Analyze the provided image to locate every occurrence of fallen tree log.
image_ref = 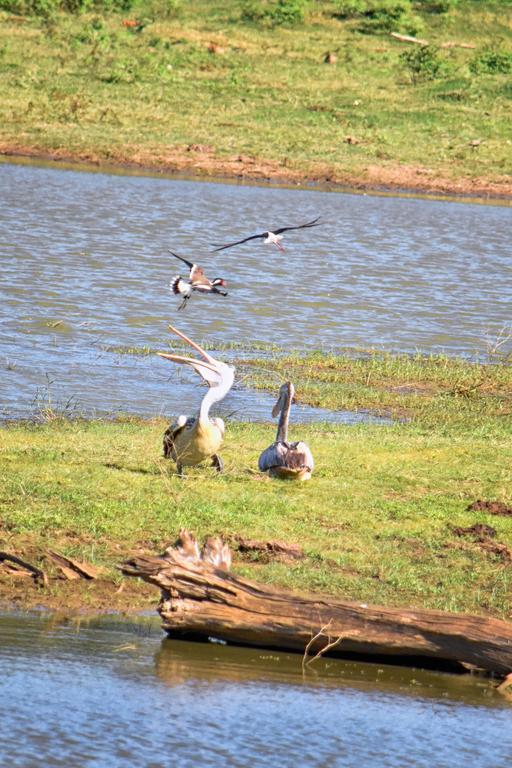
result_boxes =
[120,533,512,676]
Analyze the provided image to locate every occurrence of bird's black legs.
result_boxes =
[178,296,189,311]
[211,454,224,473]
[176,462,184,478]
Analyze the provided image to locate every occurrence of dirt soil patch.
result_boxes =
[2,142,512,200]
[230,536,305,563]
[0,540,159,614]
[450,524,511,562]
[468,500,512,517]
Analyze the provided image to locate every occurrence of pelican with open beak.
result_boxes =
[158,325,235,476]
[258,382,314,481]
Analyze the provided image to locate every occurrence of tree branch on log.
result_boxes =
[0,551,47,587]
[302,620,348,671]
[120,532,512,677]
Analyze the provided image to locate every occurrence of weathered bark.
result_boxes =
[0,551,48,586]
[46,549,101,580]
[121,545,512,675]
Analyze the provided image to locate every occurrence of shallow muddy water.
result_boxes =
[0,612,510,768]
[0,161,510,421]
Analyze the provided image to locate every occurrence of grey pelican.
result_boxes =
[211,217,321,252]
[169,251,227,310]
[258,382,314,481]
[159,325,235,476]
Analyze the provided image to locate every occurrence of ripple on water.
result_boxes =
[0,162,511,421]
[0,613,510,768]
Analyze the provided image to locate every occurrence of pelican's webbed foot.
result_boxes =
[211,454,224,473]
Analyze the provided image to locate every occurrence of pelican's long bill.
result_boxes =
[167,324,216,365]
[157,352,222,387]
[158,325,225,387]
[272,392,283,418]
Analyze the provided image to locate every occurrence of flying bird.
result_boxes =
[159,324,235,476]
[258,381,314,481]
[169,250,228,310]
[211,217,321,253]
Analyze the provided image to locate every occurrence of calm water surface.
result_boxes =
[0,612,510,768]
[0,161,511,420]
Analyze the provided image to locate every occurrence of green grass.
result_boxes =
[1,384,511,617]
[0,1,511,186]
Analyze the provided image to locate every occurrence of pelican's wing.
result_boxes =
[288,441,314,471]
[163,415,194,458]
[258,440,314,472]
[211,417,225,436]
[273,217,321,236]
[258,443,279,472]
[211,232,266,252]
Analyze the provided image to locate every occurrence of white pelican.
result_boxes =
[258,382,314,481]
[169,251,227,310]
[211,217,321,252]
[158,325,235,476]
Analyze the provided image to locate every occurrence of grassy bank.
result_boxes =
[238,348,512,428]
[0,1,511,195]
[1,351,511,617]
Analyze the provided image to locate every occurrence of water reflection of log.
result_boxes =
[153,640,502,705]
[121,534,512,676]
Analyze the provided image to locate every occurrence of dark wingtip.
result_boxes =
[170,276,182,295]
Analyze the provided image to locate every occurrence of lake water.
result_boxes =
[1,161,511,421]
[0,612,510,768]
[1,166,512,763]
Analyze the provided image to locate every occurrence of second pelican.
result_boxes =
[158,325,235,476]
[258,382,314,481]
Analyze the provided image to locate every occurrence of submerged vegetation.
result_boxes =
[0,0,511,192]
[238,348,512,430]
[1,350,510,617]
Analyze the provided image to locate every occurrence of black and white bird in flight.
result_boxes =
[169,251,228,311]
[211,217,322,253]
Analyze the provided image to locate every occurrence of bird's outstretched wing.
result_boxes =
[169,250,194,269]
[211,232,268,252]
[273,217,322,235]
[169,250,207,283]
[211,217,321,252]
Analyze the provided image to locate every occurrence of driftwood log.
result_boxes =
[121,533,512,676]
